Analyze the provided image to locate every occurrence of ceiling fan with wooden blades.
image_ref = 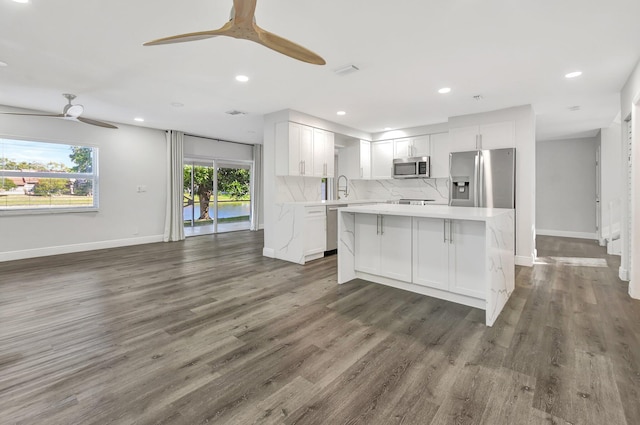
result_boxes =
[143,0,326,65]
[1,94,118,129]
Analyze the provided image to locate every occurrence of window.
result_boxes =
[0,138,98,212]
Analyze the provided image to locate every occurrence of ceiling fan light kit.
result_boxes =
[0,93,118,129]
[143,0,326,66]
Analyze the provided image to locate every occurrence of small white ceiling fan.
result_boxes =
[1,94,118,129]
[144,0,326,65]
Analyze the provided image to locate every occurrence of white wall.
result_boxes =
[600,122,622,245]
[536,137,598,239]
[620,58,640,297]
[0,108,167,261]
[449,105,537,266]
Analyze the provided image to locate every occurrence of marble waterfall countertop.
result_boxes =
[338,203,513,220]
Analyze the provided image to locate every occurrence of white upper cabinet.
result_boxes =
[275,122,335,177]
[338,139,370,180]
[449,126,481,152]
[312,128,335,177]
[449,121,515,152]
[371,140,394,179]
[359,140,371,179]
[393,135,430,159]
[429,132,450,178]
[477,121,515,150]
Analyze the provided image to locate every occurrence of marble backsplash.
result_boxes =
[346,178,450,204]
[276,176,323,202]
[275,176,450,204]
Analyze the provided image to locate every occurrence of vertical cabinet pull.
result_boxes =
[360,167,363,178]
[380,215,384,235]
[443,219,447,243]
[449,220,453,244]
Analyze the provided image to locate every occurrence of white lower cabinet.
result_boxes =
[304,206,326,259]
[354,214,412,282]
[412,217,485,299]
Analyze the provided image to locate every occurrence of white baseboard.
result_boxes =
[0,235,165,262]
[259,224,265,230]
[515,255,533,267]
[262,247,275,258]
[536,229,598,240]
[629,282,640,299]
[619,267,629,281]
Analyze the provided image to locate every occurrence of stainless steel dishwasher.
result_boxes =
[326,204,348,253]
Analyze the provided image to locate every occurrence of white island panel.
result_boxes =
[338,204,515,326]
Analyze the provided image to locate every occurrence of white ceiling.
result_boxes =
[1,0,639,144]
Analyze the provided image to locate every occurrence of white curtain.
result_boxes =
[164,130,185,242]
[250,144,262,231]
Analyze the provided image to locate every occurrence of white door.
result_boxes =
[412,217,449,290]
[478,121,515,150]
[379,215,413,282]
[371,141,393,179]
[354,214,380,274]
[449,126,479,152]
[448,220,486,299]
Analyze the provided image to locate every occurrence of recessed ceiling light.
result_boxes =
[12,0,29,3]
[438,87,451,94]
[565,71,582,79]
[134,117,145,122]
[235,75,249,82]
[171,102,184,108]
[337,111,346,116]
[0,61,7,67]
[384,127,392,131]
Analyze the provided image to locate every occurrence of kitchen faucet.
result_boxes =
[337,175,349,199]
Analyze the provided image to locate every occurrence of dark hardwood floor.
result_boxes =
[1,232,639,424]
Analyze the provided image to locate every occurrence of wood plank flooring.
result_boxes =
[1,232,639,424]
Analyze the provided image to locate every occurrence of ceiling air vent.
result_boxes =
[225,110,247,116]
[333,64,359,76]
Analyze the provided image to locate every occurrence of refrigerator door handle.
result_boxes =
[478,152,484,208]
[474,152,480,207]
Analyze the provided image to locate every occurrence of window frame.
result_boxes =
[0,136,100,215]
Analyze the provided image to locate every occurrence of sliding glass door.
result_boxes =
[183,159,252,236]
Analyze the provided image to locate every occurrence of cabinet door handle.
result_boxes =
[443,219,447,243]
[449,220,453,244]
[360,167,363,178]
[299,161,303,175]
[302,160,306,175]
[376,215,380,235]
[380,215,384,235]
[479,134,483,150]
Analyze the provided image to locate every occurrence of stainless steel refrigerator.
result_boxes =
[449,148,515,208]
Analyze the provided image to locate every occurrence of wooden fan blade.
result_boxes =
[255,26,325,65]
[1,112,64,117]
[232,0,258,25]
[77,117,118,129]
[143,23,233,46]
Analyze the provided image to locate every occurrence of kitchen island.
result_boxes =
[338,204,515,326]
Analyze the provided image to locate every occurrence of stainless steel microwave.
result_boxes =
[392,156,430,179]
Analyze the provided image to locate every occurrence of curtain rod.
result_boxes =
[181,131,258,147]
